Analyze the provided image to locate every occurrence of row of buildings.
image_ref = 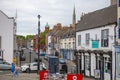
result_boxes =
[42,0,119,80]
[0,0,119,80]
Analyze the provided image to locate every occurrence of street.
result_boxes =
[0,72,95,80]
[0,49,95,80]
[18,49,76,74]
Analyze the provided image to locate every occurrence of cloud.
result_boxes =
[0,0,110,36]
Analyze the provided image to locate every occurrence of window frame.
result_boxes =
[85,55,90,70]
[78,35,81,46]
[101,29,109,47]
[86,33,90,45]
[104,57,111,73]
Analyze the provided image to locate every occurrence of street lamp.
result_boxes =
[1,50,3,61]
[37,14,41,73]
[0,50,4,61]
[19,46,22,66]
[29,46,32,63]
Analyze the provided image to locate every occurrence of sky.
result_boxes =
[0,0,110,36]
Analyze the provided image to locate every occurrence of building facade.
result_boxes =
[76,5,117,80]
[0,10,16,63]
[60,27,75,60]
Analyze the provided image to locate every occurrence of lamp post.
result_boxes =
[2,50,3,61]
[29,46,32,63]
[19,46,22,67]
[37,14,41,73]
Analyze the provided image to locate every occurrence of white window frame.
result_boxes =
[101,29,109,47]
[78,35,81,46]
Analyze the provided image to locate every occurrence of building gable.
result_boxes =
[76,5,117,32]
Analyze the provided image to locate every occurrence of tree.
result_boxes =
[26,35,33,40]
[17,35,25,40]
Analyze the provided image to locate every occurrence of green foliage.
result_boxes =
[17,35,25,40]
[17,35,34,40]
[41,39,45,44]
[26,35,33,40]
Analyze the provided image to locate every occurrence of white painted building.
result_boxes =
[0,10,16,64]
[60,37,75,60]
[76,5,117,80]
[60,28,75,60]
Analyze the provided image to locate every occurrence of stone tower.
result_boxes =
[45,22,49,31]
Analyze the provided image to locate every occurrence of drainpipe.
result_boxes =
[114,23,117,80]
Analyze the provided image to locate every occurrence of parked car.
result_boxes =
[21,62,46,73]
[59,58,66,64]
[0,61,11,70]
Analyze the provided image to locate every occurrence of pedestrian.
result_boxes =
[10,63,15,77]
[40,62,43,71]
[14,64,19,77]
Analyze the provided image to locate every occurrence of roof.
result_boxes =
[45,22,49,28]
[76,5,117,32]
[0,10,14,19]
[64,28,75,38]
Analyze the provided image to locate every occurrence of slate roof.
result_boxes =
[64,28,75,38]
[76,5,117,32]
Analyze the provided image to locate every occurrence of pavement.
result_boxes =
[0,72,95,80]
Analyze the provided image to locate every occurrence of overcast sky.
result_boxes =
[0,0,110,36]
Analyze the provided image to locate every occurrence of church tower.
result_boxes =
[72,5,76,27]
[45,22,49,31]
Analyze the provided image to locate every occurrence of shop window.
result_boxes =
[117,53,120,76]
[85,55,90,70]
[104,57,111,73]
[97,56,100,69]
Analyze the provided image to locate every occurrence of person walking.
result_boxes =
[10,63,15,77]
[14,64,19,77]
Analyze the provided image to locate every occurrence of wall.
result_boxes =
[76,24,115,50]
[0,11,14,63]
[60,37,75,49]
[76,24,116,80]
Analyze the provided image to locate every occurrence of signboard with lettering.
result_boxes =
[92,40,99,48]
[67,74,83,80]
[40,70,49,80]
